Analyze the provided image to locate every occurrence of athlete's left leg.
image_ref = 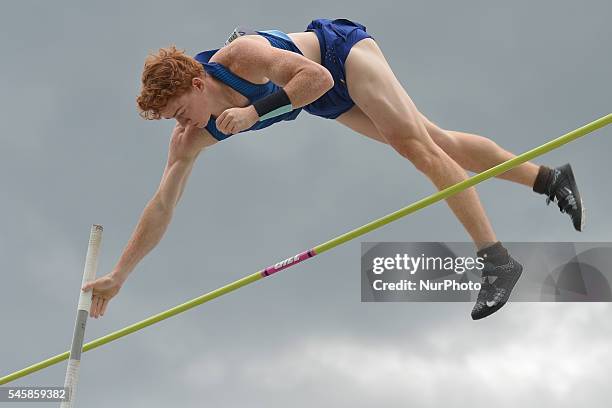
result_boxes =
[342,38,498,250]
[342,37,529,319]
[340,39,583,232]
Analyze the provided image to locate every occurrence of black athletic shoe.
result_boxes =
[471,276,495,320]
[545,163,584,231]
[471,256,523,320]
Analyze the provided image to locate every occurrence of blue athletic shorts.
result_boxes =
[303,18,374,119]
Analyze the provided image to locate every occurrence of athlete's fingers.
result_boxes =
[220,116,234,134]
[93,296,102,318]
[216,111,230,132]
[216,110,227,123]
[100,299,109,316]
[90,296,95,317]
[214,117,224,133]
[94,296,103,319]
[90,297,96,317]
[221,109,235,133]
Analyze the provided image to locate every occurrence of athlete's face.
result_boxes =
[161,76,211,128]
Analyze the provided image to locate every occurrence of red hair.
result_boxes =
[136,45,204,119]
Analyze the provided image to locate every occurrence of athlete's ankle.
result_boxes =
[477,241,509,265]
[532,165,554,194]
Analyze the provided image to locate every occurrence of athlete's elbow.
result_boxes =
[318,66,334,92]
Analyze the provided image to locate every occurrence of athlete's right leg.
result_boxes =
[416,116,584,231]
[336,105,540,188]
[418,115,541,187]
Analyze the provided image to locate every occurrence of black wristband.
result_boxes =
[252,88,293,121]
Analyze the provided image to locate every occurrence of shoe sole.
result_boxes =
[472,261,523,320]
[559,163,585,231]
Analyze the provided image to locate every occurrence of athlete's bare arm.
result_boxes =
[220,37,334,107]
[82,126,216,318]
[111,125,217,283]
[209,37,335,136]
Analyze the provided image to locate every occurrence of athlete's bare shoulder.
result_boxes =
[209,36,272,84]
[210,35,322,88]
[209,35,268,66]
[169,124,218,162]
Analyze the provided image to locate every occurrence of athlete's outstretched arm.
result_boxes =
[82,125,217,318]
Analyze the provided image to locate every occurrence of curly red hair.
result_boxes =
[136,45,204,119]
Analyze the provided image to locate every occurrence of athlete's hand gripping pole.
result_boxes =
[60,224,103,408]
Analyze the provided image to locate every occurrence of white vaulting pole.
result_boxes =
[60,225,103,407]
[0,114,610,387]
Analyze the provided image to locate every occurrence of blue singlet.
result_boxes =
[195,19,374,141]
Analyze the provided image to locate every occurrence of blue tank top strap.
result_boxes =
[194,49,270,102]
[257,29,291,41]
[255,30,303,54]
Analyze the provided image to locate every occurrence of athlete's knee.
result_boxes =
[415,114,462,160]
[378,116,421,142]
[428,126,460,157]
[384,128,441,172]
[401,144,441,173]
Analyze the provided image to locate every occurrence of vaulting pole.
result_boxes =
[1,113,610,386]
[60,225,103,407]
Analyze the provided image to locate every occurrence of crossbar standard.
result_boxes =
[1,113,610,385]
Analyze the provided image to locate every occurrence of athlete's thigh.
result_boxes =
[336,104,458,154]
[335,105,388,144]
[344,38,425,138]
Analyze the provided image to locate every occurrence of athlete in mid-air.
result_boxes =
[82,18,583,320]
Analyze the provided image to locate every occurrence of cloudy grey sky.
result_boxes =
[1,0,611,406]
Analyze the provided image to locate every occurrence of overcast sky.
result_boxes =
[1,1,611,407]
